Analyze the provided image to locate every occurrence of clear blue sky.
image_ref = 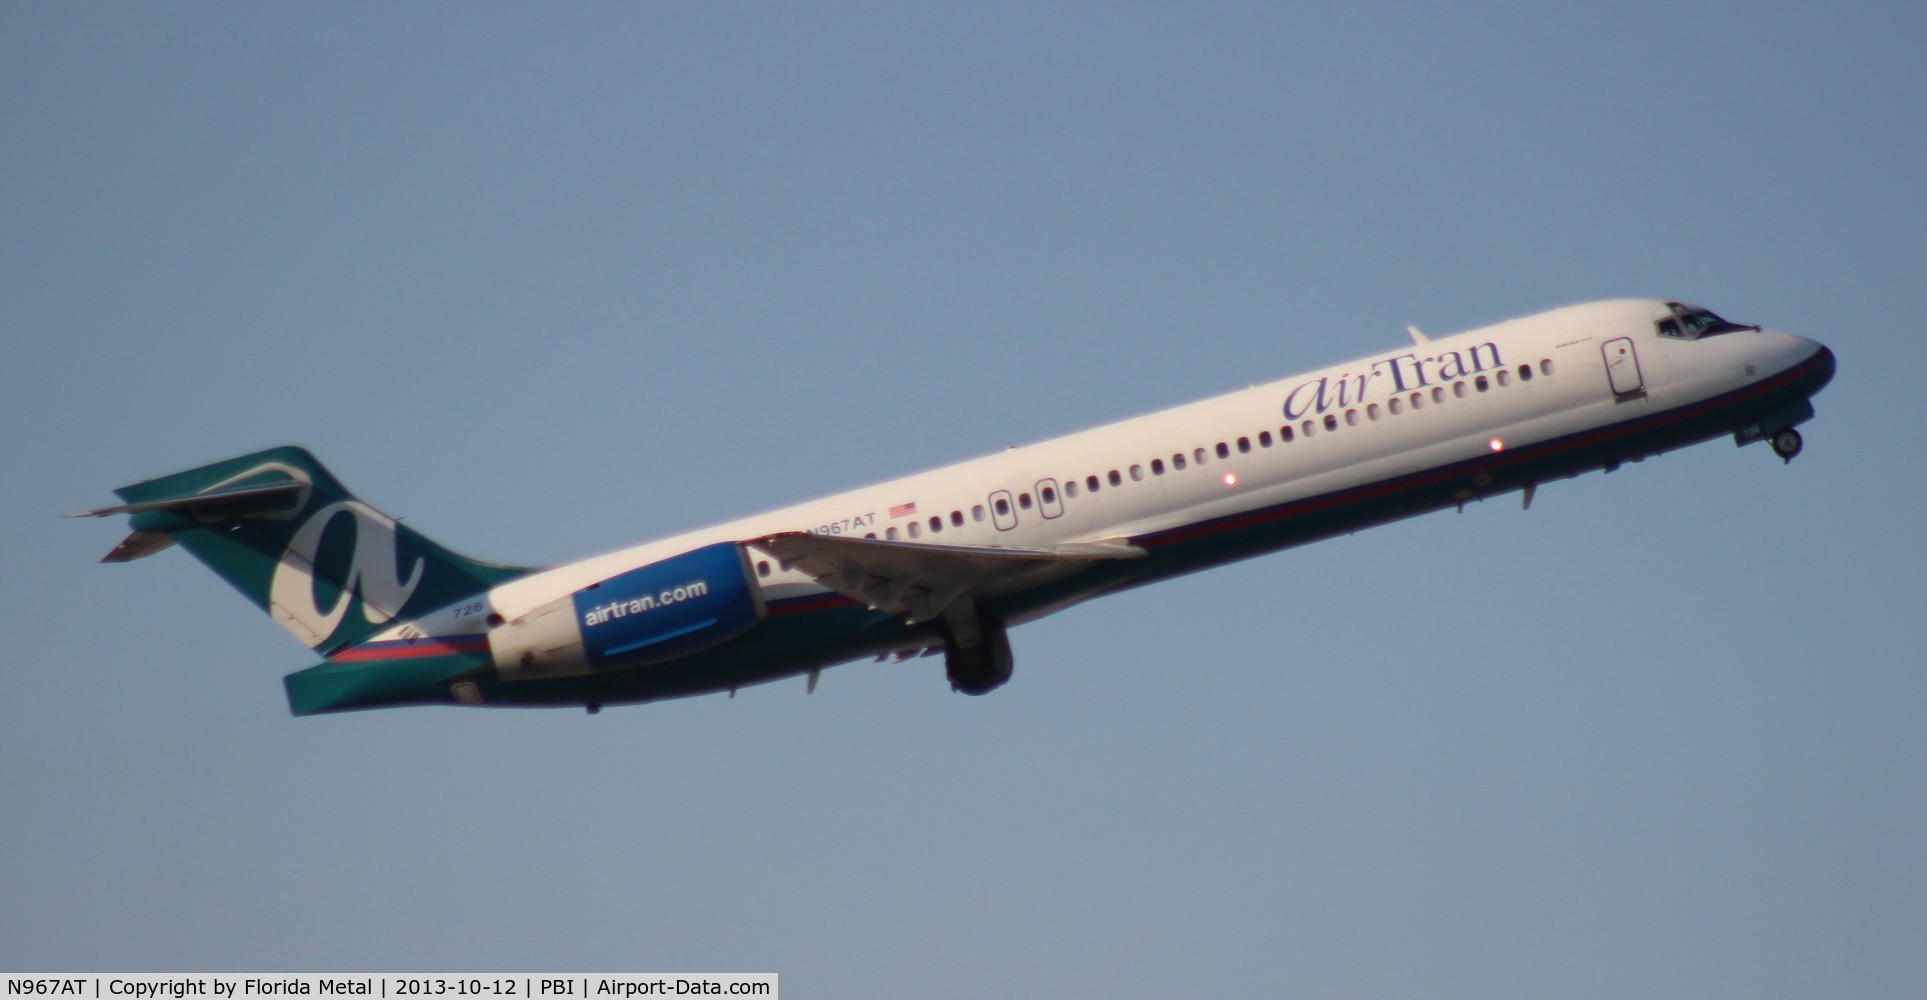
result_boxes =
[4,4,1923,996]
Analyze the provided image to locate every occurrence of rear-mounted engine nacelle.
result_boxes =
[491,542,766,680]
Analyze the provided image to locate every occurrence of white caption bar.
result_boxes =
[3,977,775,1000]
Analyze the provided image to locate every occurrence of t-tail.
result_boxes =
[76,447,534,712]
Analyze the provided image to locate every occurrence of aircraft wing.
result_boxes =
[747,531,1145,624]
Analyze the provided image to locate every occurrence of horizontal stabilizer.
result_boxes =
[81,445,534,656]
[76,477,304,563]
[101,530,177,563]
[69,479,307,519]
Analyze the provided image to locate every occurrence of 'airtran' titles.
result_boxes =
[1283,342,1504,420]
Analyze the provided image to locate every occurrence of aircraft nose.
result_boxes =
[1806,342,1837,392]
[1741,330,1835,399]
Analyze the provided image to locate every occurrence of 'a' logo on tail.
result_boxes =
[269,501,425,648]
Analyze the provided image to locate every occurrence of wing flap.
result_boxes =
[748,531,1144,623]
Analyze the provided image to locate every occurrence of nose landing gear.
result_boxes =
[1736,398,1815,462]
[1770,428,1804,463]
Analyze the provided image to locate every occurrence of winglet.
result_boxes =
[1407,325,1431,345]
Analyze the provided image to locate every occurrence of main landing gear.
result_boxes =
[1770,428,1804,463]
[941,599,1014,696]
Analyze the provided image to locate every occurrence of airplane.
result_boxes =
[76,299,1835,716]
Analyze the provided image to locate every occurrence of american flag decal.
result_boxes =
[889,501,918,519]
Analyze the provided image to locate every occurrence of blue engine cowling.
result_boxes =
[491,542,766,679]
[573,541,765,668]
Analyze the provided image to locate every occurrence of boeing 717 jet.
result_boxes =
[78,299,1835,715]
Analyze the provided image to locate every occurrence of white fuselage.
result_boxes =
[93,297,1831,714]
[387,299,1831,679]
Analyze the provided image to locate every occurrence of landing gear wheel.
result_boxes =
[946,646,1002,696]
[944,615,1013,696]
[1770,428,1804,463]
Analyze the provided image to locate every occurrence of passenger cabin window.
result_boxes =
[1280,425,1295,442]
[1215,442,1230,459]
[1323,414,1338,431]
[1173,453,1187,470]
[1037,480,1065,519]
[1129,464,1143,481]
[1151,458,1165,475]
[1259,430,1273,447]
[1108,470,1122,487]
[1194,448,1208,464]
[1018,492,1032,510]
[1237,437,1251,453]
[951,510,964,527]
[994,497,1010,515]
[972,504,986,522]
[1087,475,1101,492]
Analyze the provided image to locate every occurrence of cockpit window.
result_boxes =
[1661,302,1758,340]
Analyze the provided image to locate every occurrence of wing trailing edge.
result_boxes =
[748,531,1144,624]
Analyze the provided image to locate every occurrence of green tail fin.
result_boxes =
[82,446,533,656]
